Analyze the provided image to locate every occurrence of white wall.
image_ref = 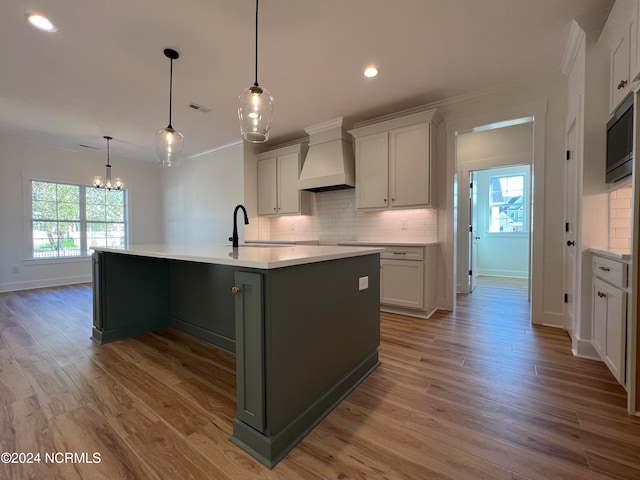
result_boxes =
[161,142,252,244]
[0,133,163,292]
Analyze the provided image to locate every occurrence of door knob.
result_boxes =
[474,236,481,240]
[566,240,575,246]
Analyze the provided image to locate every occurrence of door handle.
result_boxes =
[474,236,480,240]
[566,240,575,246]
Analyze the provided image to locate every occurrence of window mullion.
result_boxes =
[80,185,87,255]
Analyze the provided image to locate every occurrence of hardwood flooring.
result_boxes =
[1,277,639,479]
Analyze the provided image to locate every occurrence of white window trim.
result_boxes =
[26,177,129,261]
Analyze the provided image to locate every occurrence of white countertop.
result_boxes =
[337,241,439,247]
[93,243,383,269]
[588,248,632,263]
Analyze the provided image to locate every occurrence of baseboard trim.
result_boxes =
[0,275,92,293]
[230,350,380,469]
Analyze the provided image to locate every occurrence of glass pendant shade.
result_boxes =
[238,85,274,143]
[156,48,183,166]
[93,176,103,188]
[156,126,184,167]
[238,0,274,143]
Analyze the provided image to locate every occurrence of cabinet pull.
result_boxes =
[617,80,628,90]
[597,291,606,298]
[392,251,407,255]
[598,266,611,272]
[391,198,395,202]
[383,198,387,203]
[231,286,241,295]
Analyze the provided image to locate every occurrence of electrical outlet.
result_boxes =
[359,276,369,290]
[401,218,408,230]
[11,266,20,274]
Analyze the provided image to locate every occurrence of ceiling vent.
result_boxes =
[189,103,211,113]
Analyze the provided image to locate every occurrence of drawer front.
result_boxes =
[592,256,627,288]
[380,246,424,261]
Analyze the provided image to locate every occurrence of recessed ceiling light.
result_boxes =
[26,14,57,32]
[363,66,379,78]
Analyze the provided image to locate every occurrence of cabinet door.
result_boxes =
[380,259,424,309]
[234,271,265,432]
[389,123,430,207]
[610,32,630,112]
[604,284,626,383]
[592,277,626,384]
[257,157,277,216]
[355,132,389,209]
[592,277,608,359]
[277,152,301,214]
[632,1,640,82]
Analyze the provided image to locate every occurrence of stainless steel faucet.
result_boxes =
[229,204,249,248]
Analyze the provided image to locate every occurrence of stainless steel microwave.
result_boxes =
[606,94,634,184]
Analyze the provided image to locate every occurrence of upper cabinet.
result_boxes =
[631,0,640,82]
[601,0,638,113]
[349,109,441,211]
[610,30,630,111]
[256,144,311,216]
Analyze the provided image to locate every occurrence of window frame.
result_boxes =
[487,172,528,234]
[29,179,129,260]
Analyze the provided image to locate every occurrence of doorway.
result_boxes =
[455,118,534,309]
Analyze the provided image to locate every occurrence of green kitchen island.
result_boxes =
[91,243,382,468]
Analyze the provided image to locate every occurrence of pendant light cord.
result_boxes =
[254,0,259,87]
[168,58,174,128]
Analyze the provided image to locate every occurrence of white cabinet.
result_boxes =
[349,109,441,211]
[591,254,628,384]
[610,31,631,112]
[338,242,438,318]
[380,247,425,309]
[600,0,637,113]
[256,144,311,216]
[631,0,640,82]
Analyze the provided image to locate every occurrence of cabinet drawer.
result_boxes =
[380,246,424,260]
[592,256,627,288]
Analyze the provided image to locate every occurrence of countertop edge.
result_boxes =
[588,248,632,263]
[337,241,440,247]
[92,245,384,269]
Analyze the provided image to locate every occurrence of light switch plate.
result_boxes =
[359,276,369,290]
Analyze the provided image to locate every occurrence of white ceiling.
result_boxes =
[0,0,614,163]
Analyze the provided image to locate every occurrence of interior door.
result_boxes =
[469,172,479,292]
[564,119,578,336]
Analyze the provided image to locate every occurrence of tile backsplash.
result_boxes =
[251,189,438,244]
[609,184,632,251]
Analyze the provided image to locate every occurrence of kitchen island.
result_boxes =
[91,243,382,468]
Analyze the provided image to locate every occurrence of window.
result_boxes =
[31,180,127,258]
[488,174,526,233]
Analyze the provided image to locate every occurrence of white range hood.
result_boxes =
[298,118,355,192]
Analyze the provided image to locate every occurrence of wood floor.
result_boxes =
[1,277,639,479]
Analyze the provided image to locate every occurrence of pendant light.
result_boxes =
[238,0,274,143]
[93,136,123,190]
[156,48,184,167]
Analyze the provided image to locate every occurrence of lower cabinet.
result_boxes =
[380,249,425,309]
[591,255,628,385]
[338,242,438,318]
[233,271,265,432]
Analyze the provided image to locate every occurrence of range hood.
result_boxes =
[298,118,355,192]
